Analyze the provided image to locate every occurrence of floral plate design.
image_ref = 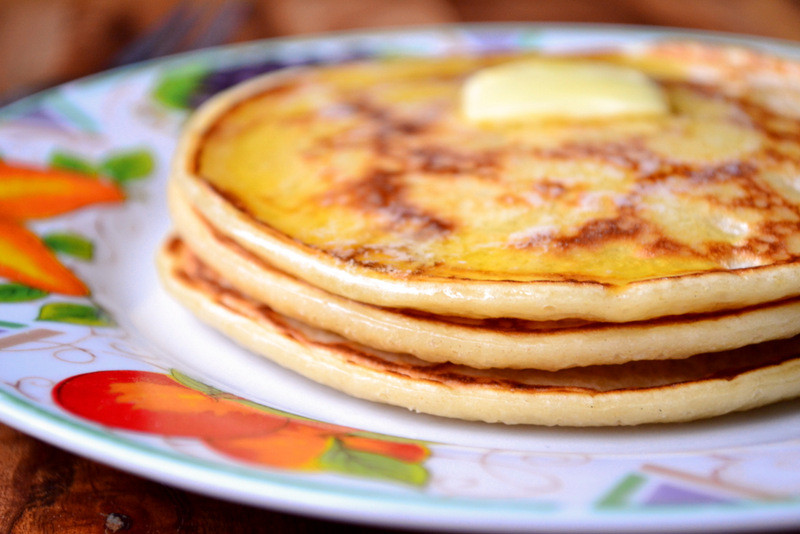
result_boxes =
[1,24,800,533]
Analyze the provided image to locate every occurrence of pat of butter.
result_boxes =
[462,58,669,122]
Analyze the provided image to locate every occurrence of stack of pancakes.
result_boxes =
[158,40,800,426]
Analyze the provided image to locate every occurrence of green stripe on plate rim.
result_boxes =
[2,382,799,528]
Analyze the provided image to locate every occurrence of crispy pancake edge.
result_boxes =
[156,236,800,426]
[170,180,800,370]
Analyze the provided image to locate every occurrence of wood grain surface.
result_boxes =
[2,1,800,532]
[0,423,392,533]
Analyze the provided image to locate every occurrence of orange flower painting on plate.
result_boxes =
[54,370,430,486]
[0,161,123,295]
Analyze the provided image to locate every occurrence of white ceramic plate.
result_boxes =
[2,24,800,533]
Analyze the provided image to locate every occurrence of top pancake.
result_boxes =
[174,41,800,321]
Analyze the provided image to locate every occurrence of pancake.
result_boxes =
[169,180,800,370]
[172,41,800,322]
[156,236,800,426]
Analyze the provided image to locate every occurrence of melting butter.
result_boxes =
[462,57,669,122]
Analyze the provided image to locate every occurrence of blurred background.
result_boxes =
[3,0,800,104]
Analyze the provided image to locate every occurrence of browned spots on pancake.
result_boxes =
[329,169,401,210]
[533,139,658,173]
[669,79,800,145]
[406,145,498,176]
[309,97,505,247]
[351,98,431,138]
[320,168,454,242]
[640,160,758,185]
[165,235,183,254]
[638,160,795,211]
[513,139,800,264]
[740,95,800,145]
[532,180,568,199]
[317,96,498,169]
[511,202,700,260]
[638,158,800,262]
[643,236,697,258]
[313,90,500,176]
[558,209,644,249]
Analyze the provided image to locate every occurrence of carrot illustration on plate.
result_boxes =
[0,161,125,295]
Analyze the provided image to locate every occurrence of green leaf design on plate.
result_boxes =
[318,438,429,487]
[43,232,94,260]
[49,151,97,175]
[37,302,115,326]
[153,64,209,110]
[99,149,155,184]
[0,283,48,302]
[595,473,648,509]
[171,369,229,397]
[170,368,306,418]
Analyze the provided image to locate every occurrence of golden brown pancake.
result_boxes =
[161,40,800,425]
[172,42,800,322]
[169,180,800,370]
[157,237,800,426]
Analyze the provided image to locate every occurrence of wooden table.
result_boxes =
[3,1,800,532]
[0,423,397,533]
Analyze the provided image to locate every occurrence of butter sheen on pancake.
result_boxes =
[169,181,800,370]
[157,238,800,426]
[174,42,800,322]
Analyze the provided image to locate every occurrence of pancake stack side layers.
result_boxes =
[158,40,800,426]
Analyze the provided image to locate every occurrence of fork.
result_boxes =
[110,0,250,67]
[0,1,248,106]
